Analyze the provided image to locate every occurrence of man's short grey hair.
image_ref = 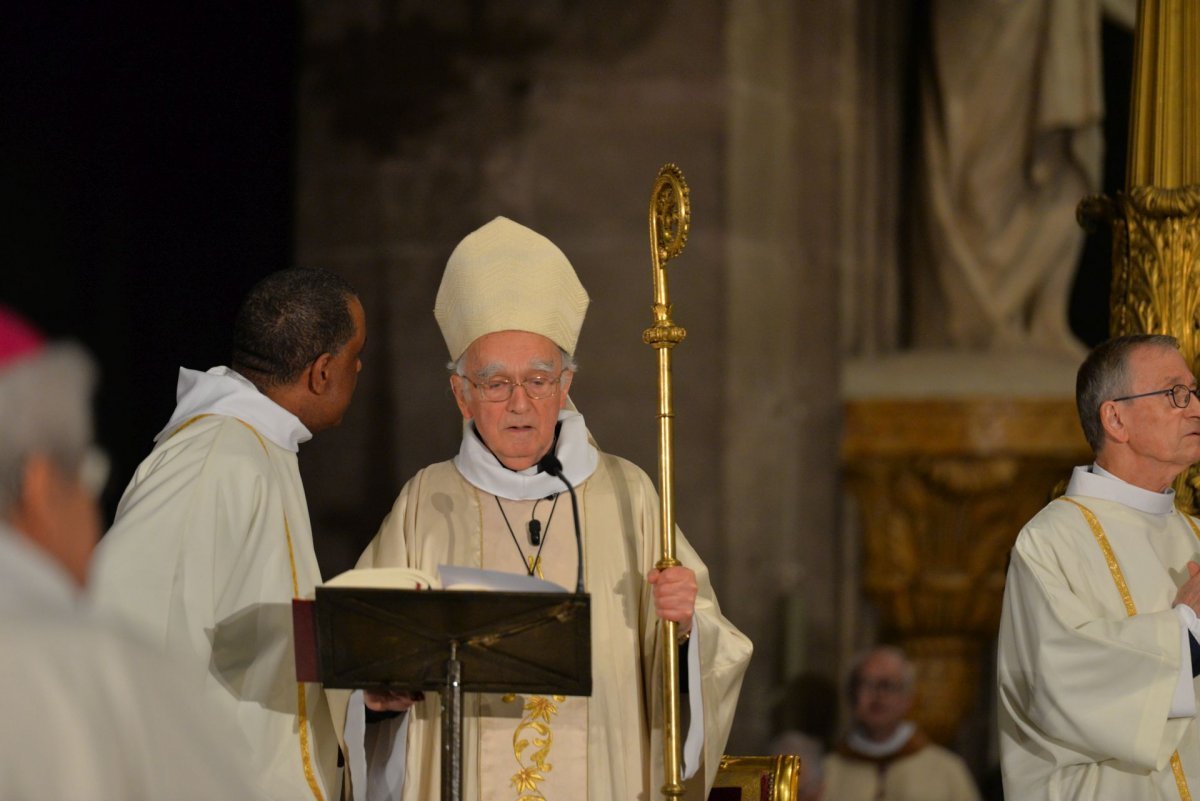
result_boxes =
[449,347,578,399]
[0,345,97,516]
[1076,334,1179,453]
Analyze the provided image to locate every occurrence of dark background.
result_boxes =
[0,3,297,519]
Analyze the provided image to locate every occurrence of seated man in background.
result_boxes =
[817,646,980,801]
[0,305,259,800]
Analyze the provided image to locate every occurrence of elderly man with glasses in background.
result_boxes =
[345,216,752,801]
[807,646,979,801]
[999,333,1200,801]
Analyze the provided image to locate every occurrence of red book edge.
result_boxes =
[293,598,319,683]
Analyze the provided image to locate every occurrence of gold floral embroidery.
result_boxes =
[505,694,567,800]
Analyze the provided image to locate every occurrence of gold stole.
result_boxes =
[1059,496,1200,801]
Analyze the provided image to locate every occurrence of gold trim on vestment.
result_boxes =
[224,418,327,801]
[1058,497,1195,801]
[1059,497,1138,617]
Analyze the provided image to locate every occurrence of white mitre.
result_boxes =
[435,216,590,360]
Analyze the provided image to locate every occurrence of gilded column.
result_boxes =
[1079,0,1200,512]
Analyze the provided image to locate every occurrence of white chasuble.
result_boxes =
[353,439,752,801]
[91,368,339,801]
[999,466,1200,801]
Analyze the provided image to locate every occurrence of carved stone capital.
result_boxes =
[1084,183,1200,514]
[843,396,1088,743]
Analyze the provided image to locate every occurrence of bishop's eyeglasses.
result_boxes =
[1112,384,1200,409]
[465,371,565,402]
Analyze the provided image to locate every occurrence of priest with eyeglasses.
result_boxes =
[999,333,1200,801]
[342,216,752,801]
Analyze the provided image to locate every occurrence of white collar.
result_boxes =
[1065,463,1177,515]
[454,409,599,500]
[155,366,311,453]
[0,521,81,613]
[845,721,916,758]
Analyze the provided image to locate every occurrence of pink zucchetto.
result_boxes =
[0,306,47,370]
[434,217,590,361]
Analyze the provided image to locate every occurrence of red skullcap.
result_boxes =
[0,305,47,369]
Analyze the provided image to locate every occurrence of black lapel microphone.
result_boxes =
[527,518,542,546]
[537,452,584,594]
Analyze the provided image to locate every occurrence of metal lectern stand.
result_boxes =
[297,588,592,801]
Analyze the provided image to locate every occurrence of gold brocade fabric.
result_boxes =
[479,495,587,800]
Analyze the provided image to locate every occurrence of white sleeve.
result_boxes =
[681,626,703,779]
[345,690,410,801]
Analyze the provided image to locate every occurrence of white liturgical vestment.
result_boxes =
[349,409,753,801]
[91,367,339,801]
[0,522,262,800]
[998,464,1200,801]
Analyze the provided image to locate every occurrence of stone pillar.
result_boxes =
[724,0,849,751]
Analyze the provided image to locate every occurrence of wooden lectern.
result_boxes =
[295,587,591,801]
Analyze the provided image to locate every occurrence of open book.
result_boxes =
[323,565,567,594]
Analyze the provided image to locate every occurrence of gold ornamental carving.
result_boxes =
[1079,184,1200,514]
[1079,187,1200,367]
[843,398,1088,743]
[1077,0,1200,513]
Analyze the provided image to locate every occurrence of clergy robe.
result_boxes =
[354,425,753,801]
[91,367,339,801]
[0,523,262,800]
[822,726,980,801]
[998,465,1200,801]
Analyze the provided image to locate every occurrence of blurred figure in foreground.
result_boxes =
[0,305,258,800]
